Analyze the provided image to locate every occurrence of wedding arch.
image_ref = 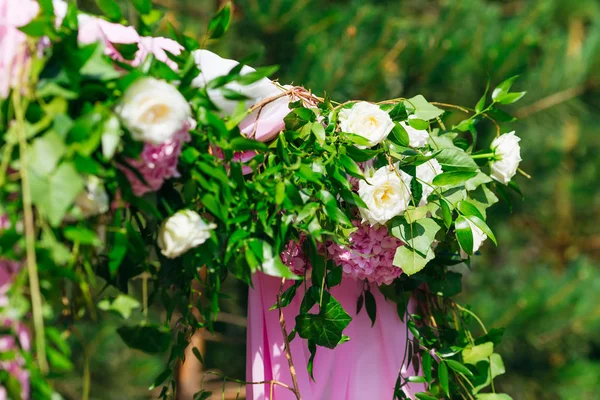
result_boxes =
[0,1,526,399]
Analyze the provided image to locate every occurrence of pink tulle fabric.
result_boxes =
[247,273,423,400]
[119,128,191,196]
[328,223,404,285]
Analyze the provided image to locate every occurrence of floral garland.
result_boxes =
[0,1,526,399]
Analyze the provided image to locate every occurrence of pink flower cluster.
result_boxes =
[280,238,310,275]
[1,222,30,400]
[327,223,404,285]
[119,127,191,196]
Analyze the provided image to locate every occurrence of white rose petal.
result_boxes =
[490,131,522,184]
[339,102,394,148]
[158,210,216,259]
[74,176,110,218]
[416,157,443,206]
[400,117,429,148]
[460,219,487,259]
[358,165,412,225]
[117,78,191,145]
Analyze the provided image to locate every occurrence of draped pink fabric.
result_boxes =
[247,272,424,400]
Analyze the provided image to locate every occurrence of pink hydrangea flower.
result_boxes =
[327,222,404,285]
[280,238,311,275]
[118,127,191,196]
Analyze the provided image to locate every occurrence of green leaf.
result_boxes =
[407,376,427,383]
[486,107,516,122]
[462,342,494,365]
[404,95,444,120]
[415,393,438,400]
[390,217,441,256]
[364,289,377,327]
[95,0,122,21]
[19,17,55,37]
[229,137,268,152]
[109,230,128,276]
[393,245,434,276]
[432,171,477,187]
[465,172,492,191]
[475,79,490,113]
[237,65,279,85]
[438,361,449,397]
[29,131,66,177]
[429,271,462,297]
[422,352,433,382]
[476,395,513,400]
[80,44,121,81]
[435,148,478,171]
[311,122,326,144]
[390,123,410,146]
[101,114,122,160]
[445,359,474,377]
[207,1,232,39]
[149,368,171,390]
[455,216,474,254]
[295,293,352,348]
[339,154,364,179]
[440,198,452,229]
[117,325,171,354]
[408,118,429,130]
[389,102,408,122]
[132,0,152,15]
[246,239,300,279]
[33,162,84,227]
[457,200,485,220]
[64,226,101,246]
[98,295,141,319]
[491,75,519,100]
[495,91,526,105]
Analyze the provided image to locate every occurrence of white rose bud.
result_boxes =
[117,78,191,145]
[416,157,443,206]
[358,165,412,225]
[339,102,394,148]
[74,176,110,218]
[158,210,216,258]
[460,220,487,259]
[490,131,522,184]
[400,117,429,148]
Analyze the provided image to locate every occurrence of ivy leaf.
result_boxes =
[404,95,444,120]
[207,1,232,39]
[98,295,141,319]
[117,325,171,354]
[390,217,441,256]
[462,342,494,365]
[393,245,434,276]
[388,102,408,122]
[295,293,352,348]
[455,216,474,255]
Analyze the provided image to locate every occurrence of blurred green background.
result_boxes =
[70,0,600,398]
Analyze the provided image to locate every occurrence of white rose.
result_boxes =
[416,157,443,206]
[117,78,191,145]
[339,102,394,148]
[358,165,412,225]
[460,219,487,259]
[74,176,110,218]
[158,210,216,258]
[400,117,429,148]
[490,131,522,184]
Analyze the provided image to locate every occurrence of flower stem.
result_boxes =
[470,153,495,159]
[13,91,49,374]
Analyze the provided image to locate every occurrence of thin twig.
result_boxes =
[514,84,586,118]
[277,278,302,400]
